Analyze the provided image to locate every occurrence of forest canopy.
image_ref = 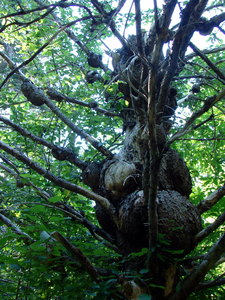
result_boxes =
[0,0,225,299]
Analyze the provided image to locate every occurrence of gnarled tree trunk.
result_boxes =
[82,33,202,299]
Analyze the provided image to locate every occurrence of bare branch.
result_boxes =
[169,233,225,300]
[43,97,114,158]
[49,90,119,117]
[91,0,128,49]
[0,213,34,243]
[177,137,225,141]
[189,42,225,82]
[0,161,52,200]
[0,115,88,169]
[193,114,214,130]
[145,70,160,259]
[0,153,20,174]
[215,256,225,267]
[1,7,56,30]
[0,52,26,81]
[0,141,117,220]
[51,231,100,282]
[197,184,225,213]
[195,277,225,291]
[195,210,225,244]
[186,46,225,60]
[168,89,225,145]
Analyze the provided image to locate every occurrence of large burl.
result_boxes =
[82,146,202,256]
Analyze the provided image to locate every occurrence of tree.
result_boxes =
[0,0,224,298]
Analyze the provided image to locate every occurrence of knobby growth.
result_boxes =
[0,0,225,299]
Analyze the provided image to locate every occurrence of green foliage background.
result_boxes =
[0,0,224,298]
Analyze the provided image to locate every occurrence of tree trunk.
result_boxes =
[82,35,202,299]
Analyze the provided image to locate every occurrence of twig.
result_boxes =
[177,137,225,141]
[1,7,56,30]
[173,75,214,80]
[193,114,214,130]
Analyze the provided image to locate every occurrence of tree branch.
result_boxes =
[195,276,225,291]
[0,16,92,90]
[49,89,119,117]
[0,213,34,243]
[0,153,20,174]
[91,0,128,49]
[43,96,113,158]
[195,210,225,244]
[0,115,88,169]
[185,46,225,60]
[0,55,113,159]
[0,141,117,221]
[197,184,225,213]
[189,42,225,82]
[157,0,208,116]
[0,1,82,18]
[51,231,100,282]
[168,89,225,145]
[0,161,117,248]
[169,233,225,300]
[0,52,26,81]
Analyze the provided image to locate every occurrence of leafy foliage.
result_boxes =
[0,0,225,299]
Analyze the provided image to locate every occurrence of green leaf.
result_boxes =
[139,268,149,274]
[138,295,152,300]
[40,231,51,241]
[0,236,12,247]
[48,196,62,203]
[30,241,46,252]
[29,205,46,213]
[130,248,149,257]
